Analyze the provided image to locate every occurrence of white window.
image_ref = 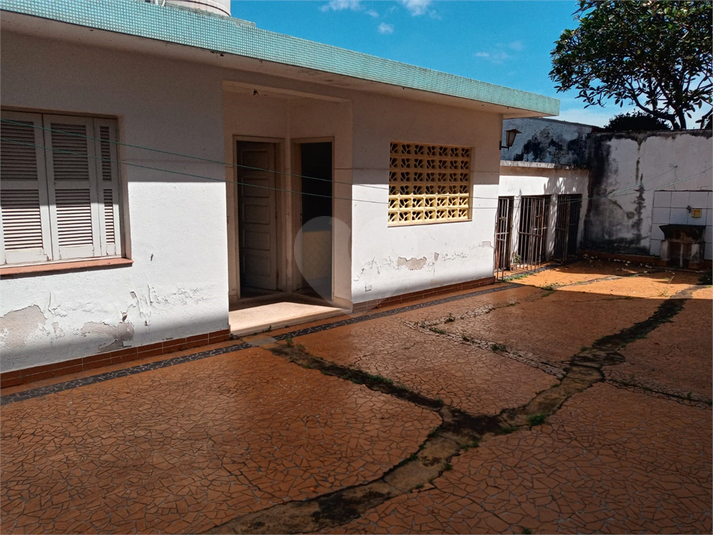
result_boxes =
[388,141,472,225]
[1,110,123,266]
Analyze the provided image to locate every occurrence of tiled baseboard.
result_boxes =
[0,329,231,389]
[352,276,495,313]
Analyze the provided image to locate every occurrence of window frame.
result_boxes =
[0,109,126,271]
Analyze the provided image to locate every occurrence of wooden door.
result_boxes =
[237,142,277,291]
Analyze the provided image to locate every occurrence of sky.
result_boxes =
[228,0,638,127]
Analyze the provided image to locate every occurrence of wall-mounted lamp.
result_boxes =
[499,128,521,150]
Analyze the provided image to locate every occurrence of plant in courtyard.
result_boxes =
[491,342,507,352]
[550,0,712,129]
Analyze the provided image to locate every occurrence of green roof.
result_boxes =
[0,0,559,116]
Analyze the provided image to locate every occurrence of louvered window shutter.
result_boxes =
[0,111,53,264]
[94,119,121,256]
[44,115,102,261]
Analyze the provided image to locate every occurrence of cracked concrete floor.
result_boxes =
[1,260,711,534]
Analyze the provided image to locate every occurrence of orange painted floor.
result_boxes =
[1,260,711,534]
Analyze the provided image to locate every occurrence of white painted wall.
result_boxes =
[499,163,590,257]
[1,27,532,369]
[350,94,502,303]
[585,131,712,259]
[1,32,229,371]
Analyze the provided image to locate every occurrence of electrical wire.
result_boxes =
[1,119,710,210]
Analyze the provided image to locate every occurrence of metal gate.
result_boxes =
[516,196,550,271]
[494,197,513,280]
[553,194,582,261]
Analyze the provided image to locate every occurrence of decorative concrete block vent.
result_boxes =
[659,224,706,269]
[388,142,471,225]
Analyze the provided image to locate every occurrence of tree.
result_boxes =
[603,111,672,132]
[550,1,712,130]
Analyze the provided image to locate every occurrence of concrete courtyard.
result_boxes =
[1,260,711,534]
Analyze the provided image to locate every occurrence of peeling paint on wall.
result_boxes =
[80,321,135,352]
[397,257,428,270]
[0,306,48,351]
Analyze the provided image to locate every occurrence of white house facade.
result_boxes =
[0,0,558,382]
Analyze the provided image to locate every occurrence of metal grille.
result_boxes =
[494,197,513,280]
[516,196,550,271]
[553,194,582,261]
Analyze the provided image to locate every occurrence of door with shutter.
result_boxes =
[43,115,101,261]
[0,111,52,265]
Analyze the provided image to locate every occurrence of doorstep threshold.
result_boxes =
[229,301,346,337]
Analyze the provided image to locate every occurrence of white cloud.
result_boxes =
[378,22,395,34]
[366,9,379,18]
[474,41,524,64]
[507,40,524,51]
[473,50,510,64]
[398,0,433,16]
[321,0,363,12]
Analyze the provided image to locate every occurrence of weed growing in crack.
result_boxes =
[285,337,294,348]
[436,398,445,407]
[443,462,453,471]
[699,270,712,285]
[491,343,507,352]
[580,346,590,352]
[415,484,424,489]
[367,374,394,387]
[504,273,529,282]
[540,283,558,291]
[459,439,479,451]
[429,327,447,335]
[500,425,516,435]
[427,428,440,440]
[445,314,455,323]
[686,392,692,401]
[527,414,546,427]
[461,334,472,342]
[522,528,533,535]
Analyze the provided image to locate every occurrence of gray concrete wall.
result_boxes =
[501,118,595,167]
[583,130,712,259]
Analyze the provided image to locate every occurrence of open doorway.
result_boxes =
[296,141,333,300]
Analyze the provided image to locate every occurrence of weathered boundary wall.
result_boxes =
[583,130,712,261]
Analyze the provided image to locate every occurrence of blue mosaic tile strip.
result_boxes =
[0,0,559,116]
